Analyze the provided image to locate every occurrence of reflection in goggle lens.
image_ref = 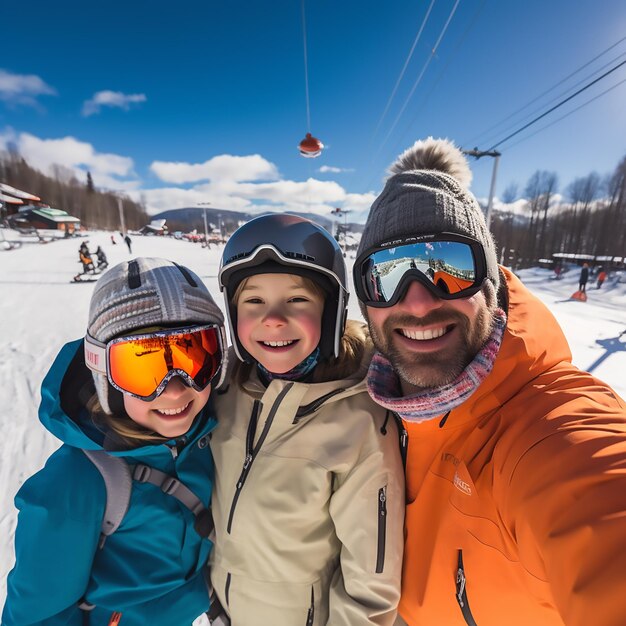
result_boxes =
[363,241,478,302]
[108,327,221,398]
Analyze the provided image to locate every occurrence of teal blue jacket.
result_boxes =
[2,339,217,626]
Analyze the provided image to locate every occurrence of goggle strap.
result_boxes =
[214,325,229,390]
[84,336,107,375]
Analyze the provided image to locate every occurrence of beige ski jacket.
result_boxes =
[210,322,404,625]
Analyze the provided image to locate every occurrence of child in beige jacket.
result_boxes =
[209,214,405,625]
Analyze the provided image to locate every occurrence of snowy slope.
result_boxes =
[1,232,625,604]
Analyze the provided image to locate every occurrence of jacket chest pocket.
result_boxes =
[448,462,515,558]
[451,546,560,626]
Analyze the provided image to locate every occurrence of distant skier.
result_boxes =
[596,269,607,289]
[578,263,589,293]
[95,246,108,270]
[73,243,96,282]
[110,234,117,245]
[78,242,95,273]
[554,263,563,279]
[124,233,132,253]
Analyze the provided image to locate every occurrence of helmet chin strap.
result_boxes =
[108,382,130,418]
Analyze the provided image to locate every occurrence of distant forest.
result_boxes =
[1,147,625,267]
[490,153,626,268]
[0,149,148,231]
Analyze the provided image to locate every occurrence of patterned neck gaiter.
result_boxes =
[367,309,506,423]
[257,347,321,383]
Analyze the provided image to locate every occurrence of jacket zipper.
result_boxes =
[456,550,478,626]
[226,400,260,533]
[305,586,315,626]
[393,412,408,472]
[225,572,231,607]
[293,387,347,422]
[227,384,294,533]
[375,486,387,573]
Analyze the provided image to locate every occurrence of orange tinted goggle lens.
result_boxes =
[108,327,221,398]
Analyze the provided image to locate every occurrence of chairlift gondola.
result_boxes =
[298,132,324,158]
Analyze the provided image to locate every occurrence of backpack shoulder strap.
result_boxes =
[133,464,214,538]
[82,449,132,548]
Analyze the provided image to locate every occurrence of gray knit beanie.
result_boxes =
[87,257,225,413]
[357,138,499,294]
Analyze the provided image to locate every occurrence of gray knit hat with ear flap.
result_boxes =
[87,257,225,414]
[357,137,499,293]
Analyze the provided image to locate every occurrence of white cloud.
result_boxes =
[318,165,355,174]
[0,127,379,219]
[235,178,346,205]
[150,154,280,184]
[5,131,138,189]
[0,69,56,108]
[133,187,254,215]
[145,162,376,217]
[136,178,372,218]
[82,90,147,116]
[342,192,377,212]
[0,126,17,149]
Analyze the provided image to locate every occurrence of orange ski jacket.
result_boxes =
[399,267,626,626]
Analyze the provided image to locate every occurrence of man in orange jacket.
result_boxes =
[353,138,626,626]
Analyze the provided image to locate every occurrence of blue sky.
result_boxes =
[1,0,625,218]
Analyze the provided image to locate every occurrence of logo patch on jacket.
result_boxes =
[452,463,476,497]
[453,472,472,495]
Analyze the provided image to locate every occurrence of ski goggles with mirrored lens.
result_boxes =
[353,233,488,307]
[84,324,224,401]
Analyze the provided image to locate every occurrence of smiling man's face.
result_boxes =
[366,279,495,393]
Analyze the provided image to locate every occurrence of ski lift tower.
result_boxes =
[116,196,127,236]
[197,202,211,250]
[330,207,351,257]
[462,148,501,230]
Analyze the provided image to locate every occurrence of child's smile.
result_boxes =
[258,338,299,351]
[237,273,324,373]
[124,377,211,438]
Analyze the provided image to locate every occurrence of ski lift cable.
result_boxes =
[477,48,626,149]
[377,0,462,154]
[301,0,312,132]
[487,58,626,151]
[502,77,626,153]
[371,0,437,140]
[389,0,487,158]
[464,34,626,147]
[360,0,485,198]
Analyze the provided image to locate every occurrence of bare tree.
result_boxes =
[566,173,601,252]
[492,183,519,266]
[601,157,626,256]
[537,172,558,259]
[501,183,518,204]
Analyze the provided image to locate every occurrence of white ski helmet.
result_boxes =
[219,214,348,362]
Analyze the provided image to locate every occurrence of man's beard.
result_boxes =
[368,304,495,391]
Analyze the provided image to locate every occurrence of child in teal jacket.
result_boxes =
[2,257,227,626]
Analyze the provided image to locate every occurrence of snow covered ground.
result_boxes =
[1,230,625,604]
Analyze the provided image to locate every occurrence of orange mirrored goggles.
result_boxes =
[84,324,224,401]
